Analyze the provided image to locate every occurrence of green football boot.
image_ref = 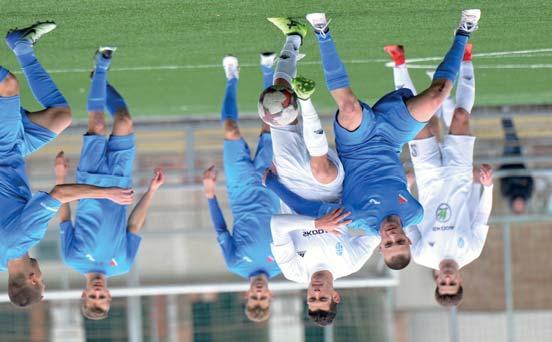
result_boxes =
[267,17,308,41]
[292,76,316,100]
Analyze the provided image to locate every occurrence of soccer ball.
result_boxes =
[258,85,300,127]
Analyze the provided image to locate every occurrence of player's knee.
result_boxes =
[115,113,133,132]
[337,99,361,119]
[224,119,240,139]
[53,107,73,132]
[426,80,453,106]
[452,108,470,124]
[311,159,338,185]
[0,73,20,97]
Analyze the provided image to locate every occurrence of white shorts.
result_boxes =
[408,135,475,194]
[271,123,344,211]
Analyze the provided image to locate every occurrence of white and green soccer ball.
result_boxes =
[258,85,300,127]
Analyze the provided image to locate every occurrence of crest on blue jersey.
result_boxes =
[436,203,452,222]
[458,237,465,248]
[335,242,343,256]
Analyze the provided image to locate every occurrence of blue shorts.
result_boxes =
[223,133,274,200]
[334,88,424,151]
[77,134,135,188]
[0,95,57,157]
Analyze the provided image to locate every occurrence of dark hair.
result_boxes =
[435,286,464,307]
[245,305,270,322]
[308,301,338,327]
[385,254,411,270]
[82,300,110,320]
[8,273,43,308]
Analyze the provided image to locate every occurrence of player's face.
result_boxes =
[82,280,112,311]
[307,273,339,311]
[245,277,272,309]
[379,222,411,258]
[435,268,462,295]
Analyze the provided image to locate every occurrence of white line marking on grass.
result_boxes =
[385,63,552,69]
[12,48,552,74]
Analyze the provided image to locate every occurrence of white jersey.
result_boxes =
[270,123,344,212]
[407,183,493,270]
[270,215,380,283]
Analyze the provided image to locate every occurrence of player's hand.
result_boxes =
[291,76,316,100]
[106,188,134,205]
[202,165,217,198]
[479,163,493,186]
[148,168,166,192]
[315,208,352,236]
[54,151,69,178]
[262,164,277,186]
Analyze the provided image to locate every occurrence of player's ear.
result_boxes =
[332,291,341,304]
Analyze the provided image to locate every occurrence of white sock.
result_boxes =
[455,61,475,113]
[393,64,417,95]
[300,98,328,157]
[273,35,301,84]
[441,96,455,128]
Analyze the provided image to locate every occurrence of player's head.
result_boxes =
[510,196,526,215]
[258,84,300,127]
[244,273,272,322]
[307,271,341,327]
[81,274,112,320]
[434,263,463,306]
[8,257,44,308]
[379,217,412,270]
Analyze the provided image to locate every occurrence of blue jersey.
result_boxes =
[0,155,61,270]
[333,89,426,231]
[209,193,281,280]
[61,133,140,277]
[60,199,141,277]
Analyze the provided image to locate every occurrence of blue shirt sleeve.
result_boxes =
[15,192,61,253]
[265,173,338,217]
[125,231,142,268]
[59,220,75,262]
[217,232,237,270]
[207,197,229,236]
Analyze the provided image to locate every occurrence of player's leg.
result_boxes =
[292,77,338,184]
[449,44,475,137]
[306,13,363,131]
[260,52,276,89]
[86,47,115,136]
[426,70,455,129]
[406,10,480,123]
[5,22,71,134]
[268,18,307,88]
[384,45,417,94]
[0,68,19,97]
[221,56,241,140]
[0,68,24,154]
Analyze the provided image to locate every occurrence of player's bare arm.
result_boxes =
[128,169,166,234]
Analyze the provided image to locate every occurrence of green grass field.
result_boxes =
[1,0,551,118]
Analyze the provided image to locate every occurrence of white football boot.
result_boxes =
[222,55,239,80]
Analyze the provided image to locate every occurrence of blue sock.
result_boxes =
[87,69,107,112]
[315,31,350,91]
[12,41,68,108]
[221,78,238,121]
[106,82,127,117]
[261,65,274,89]
[433,34,469,83]
[0,67,9,83]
